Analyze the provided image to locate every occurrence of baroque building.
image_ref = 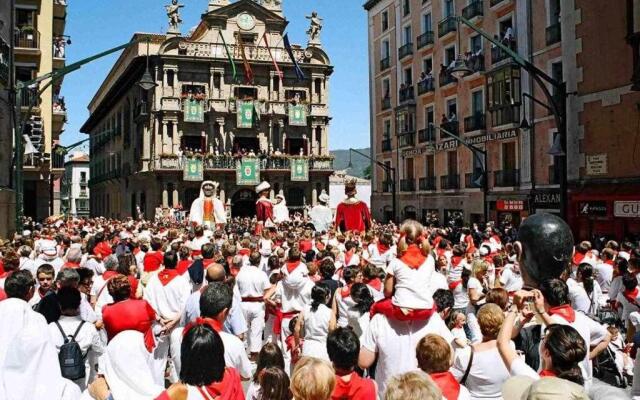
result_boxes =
[81,0,333,219]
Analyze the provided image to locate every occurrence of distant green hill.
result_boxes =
[331,148,371,179]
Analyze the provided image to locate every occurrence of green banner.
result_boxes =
[236,157,260,186]
[183,158,203,181]
[288,104,307,126]
[237,100,255,129]
[184,99,204,123]
[290,158,309,182]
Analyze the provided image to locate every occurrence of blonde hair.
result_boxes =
[291,357,335,400]
[471,259,489,277]
[384,371,442,400]
[397,220,431,257]
[477,303,505,340]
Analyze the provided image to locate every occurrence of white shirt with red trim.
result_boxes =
[388,254,435,309]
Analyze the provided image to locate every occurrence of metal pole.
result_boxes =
[14,89,23,231]
[391,166,397,224]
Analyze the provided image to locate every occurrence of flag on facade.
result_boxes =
[183,158,203,181]
[237,100,255,128]
[237,34,254,84]
[236,157,260,186]
[288,103,307,126]
[263,34,283,80]
[220,32,237,81]
[183,99,204,123]
[290,158,309,182]
[283,34,305,82]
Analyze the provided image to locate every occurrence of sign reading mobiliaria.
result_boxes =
[436,130,518,152]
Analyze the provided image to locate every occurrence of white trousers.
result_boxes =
[241,301,266,353]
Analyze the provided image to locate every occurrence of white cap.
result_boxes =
[42,247,57,258]
[255,181,271,193]
[319,192,330,203]
[22,230,31,237]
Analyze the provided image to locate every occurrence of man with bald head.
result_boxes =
[180,262,247,338]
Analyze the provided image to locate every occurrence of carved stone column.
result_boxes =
[162,121,170,154]
[162,184,169,208]
[172,123,180,155]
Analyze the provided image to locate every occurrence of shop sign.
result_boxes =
[435,139,458,152]
[401,146,434,157]
[614,201,640,218]
[586,154,608,175]
[532,190,561,208]
[578,201,608,217]
[497,200,525,211]
[466,130,518,146]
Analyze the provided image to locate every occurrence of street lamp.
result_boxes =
[137,38,157,91]
[430,123,488,223]
[348,148,397,223]
[450,18,473,80]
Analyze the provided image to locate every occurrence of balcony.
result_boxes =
[399,85,415,103]
[464,113,486,133]
[441,121,459,138]
[491,39,516,65]
[441,174,460,190]
[400,179,416,192]
[439,71,457,87]
[490,0,512,8]
[14,29,39,49]
[417,78,435,95]
[494,169,520,187]
[398,132,415,148]
[79,190,88,198]
[382,97,391,110]
[490,105,520,127]
[418,127,436,143]
[417,31,435,49]
[20,89,40,109]
[546,23,561,46]
[380,57,390,71]
[152,154,334,172]
[398,42,414,60]
[382,138,392,152]
[419,176,436,191]
[465,173,483,188]
[468,53,485,73]
[438,16,457,38]
[548,165,561,185]
[462,1,484,20]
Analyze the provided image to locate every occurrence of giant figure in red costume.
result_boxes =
[255,181,274,235]
[335,178,371,233]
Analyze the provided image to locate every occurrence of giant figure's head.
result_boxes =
[516,213,574,288]
[200,181,217,198]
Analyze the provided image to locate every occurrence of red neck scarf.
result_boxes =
[102,271,119,281]
[573,252,586,266]
[367,278,382,292]
[286,261,301,274]
[539,369,557,378]
[604,259,614,266]
[157,269,180,286]
[624,288,639,305]
[238,249,250,257]
[548,304,576,323]
[184,317,223,336]
[196,368,244,400]
[451,255,463,267]
[400,245,427,269]
[345,249,355,265]
[377,242,390,255]
[341,284,352,298]
[62,261,80,269]
[429,372,460,400]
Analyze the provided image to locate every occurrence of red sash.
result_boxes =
[241,296,264,302]
[399,245,426,269]
[273,308,300,335]
[286,261,301,274]
[157,269,180,286]
[430,372,460,400]
[369,298,436,321]
[548,304,576,323]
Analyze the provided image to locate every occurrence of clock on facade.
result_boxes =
[237,13,256,31]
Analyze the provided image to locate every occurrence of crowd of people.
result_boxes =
[0,179,638,400]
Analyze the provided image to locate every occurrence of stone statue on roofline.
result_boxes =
[165,0,184,34]
[306,11,323,47]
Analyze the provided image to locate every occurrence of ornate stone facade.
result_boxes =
[81,0,333,219]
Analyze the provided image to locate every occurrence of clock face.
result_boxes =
[237,13,256,31]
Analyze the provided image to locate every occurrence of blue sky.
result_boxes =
[61,0,370,151]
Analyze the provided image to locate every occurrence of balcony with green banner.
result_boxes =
[290,158,309,182]
[288,103,307,126]
[183,158,203,181]
[236,157,260,186]
[183,99,205,123]
[237,100,257,129]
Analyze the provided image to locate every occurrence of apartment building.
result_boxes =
[15,0,69,220]
[60,152,90,218]
[0,0,15,238]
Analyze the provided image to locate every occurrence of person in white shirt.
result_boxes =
[465,260,489,343]
[308,191,333,233]
[28,263,56,307]
[18,245,36,275]
[48,287,104,391]
[451,304,512,400]
[417,333,472,400]
[34,246,64,275]
[294,283,335,361]
[498,256,523,295]
[595,248,615,293]
[170,282,252,380]
[236,251,271,359]
[272,194,290,224]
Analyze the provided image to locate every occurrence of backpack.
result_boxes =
[54,321,86,380]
